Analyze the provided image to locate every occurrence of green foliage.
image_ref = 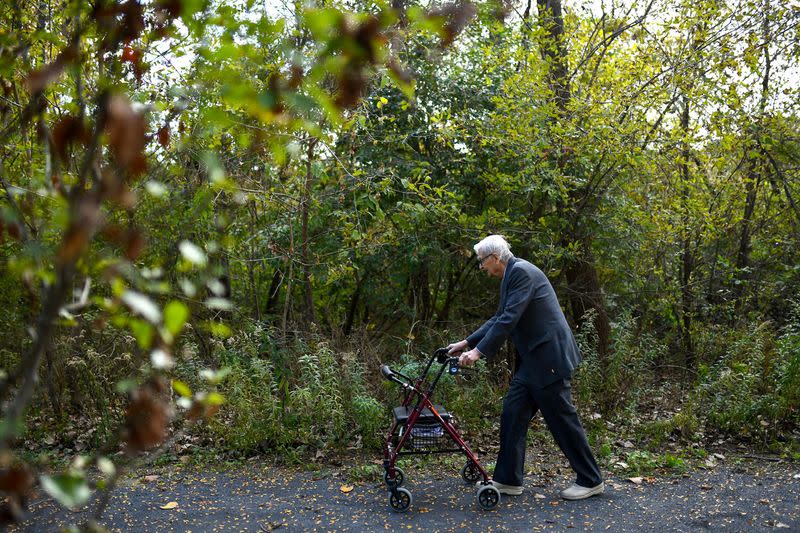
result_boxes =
[199,323,386,454]
[574,310,667,413]
[689,316,799,439]
[40,471,91,509]
[2,3,799,527]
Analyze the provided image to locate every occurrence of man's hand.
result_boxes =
[447,339,469,354]
[458,348,481,367]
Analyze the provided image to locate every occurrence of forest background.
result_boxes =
[0,0,798,525]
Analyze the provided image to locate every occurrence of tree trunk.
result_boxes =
[343,273,365,337]
[734,0,771,316]
[301,139,317,324]
[679,94,695,369]
[265,268,282,315]
[537,0,611,359]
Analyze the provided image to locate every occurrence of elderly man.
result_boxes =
[448,235,604,500]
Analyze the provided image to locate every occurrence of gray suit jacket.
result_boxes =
[466,256,581,389]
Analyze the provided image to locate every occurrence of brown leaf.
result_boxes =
[58,224,91,265]
[159,501,178,510]
[340,484,354,493]
[52,116,91,161]
[124,379,170,453]
[334,66,367,109]
[7,222,22,242]
[492,0,512,22]
[24,45,79,93]
[100,170,138,209]
[124,229,146,260]
[429,1,477,47]
[103,224,145,259]
[386,59,412,85]
[0,465,34,497]
[188,402,219,421]
[155,0,182,19]
[121,45,141,64]
[119,2,146,42]
[101,223,124,244]
[157,125,170,148]
[0,464,33,524]
[57,197,103,264]
[352,16,383,63]
[105,95,148,177]
[132,61,148,83]
[266,73,285,114]
[287,64,304,90]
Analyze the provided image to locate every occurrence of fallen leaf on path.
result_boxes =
[340,484,354,493]
[160,501,178,510]
[700,485,712,490]
[776,523,790,529]
[627,477,643,485]
[143,475,159,482]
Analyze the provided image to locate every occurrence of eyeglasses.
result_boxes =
[477,253,495,266]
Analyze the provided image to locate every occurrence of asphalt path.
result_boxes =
[14,456,800,532]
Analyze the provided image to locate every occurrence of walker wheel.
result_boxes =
[384,466,405,488]
[461,461,482,484]
[476,484,501,510]
[389,487,413,513]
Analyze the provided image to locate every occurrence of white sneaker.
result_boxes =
[476,479,523,495]
[560,482,605,500]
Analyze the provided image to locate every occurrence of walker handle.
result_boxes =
[434,347,450,363]
[381,364,403,384]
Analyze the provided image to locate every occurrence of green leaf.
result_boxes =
[97,457,116,476]
[204,391,225,406]
[199,367,231,384]
[40,473,91,509]
[121,291,162,324]
[115,379,137,394]
[203,321,232,338]
[179,241,208,267]
[205,297,233,311]
[172,380,192,399]
[164,300,190,336]
[303,7,342,38]
[129,318,155,350]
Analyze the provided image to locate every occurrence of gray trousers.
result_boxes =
[492,375,603,488]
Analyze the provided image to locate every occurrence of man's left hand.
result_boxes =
[458,348,481,367]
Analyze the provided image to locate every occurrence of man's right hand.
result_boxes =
[447,339,469,354]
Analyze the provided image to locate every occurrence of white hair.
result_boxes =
[474,235,513,263]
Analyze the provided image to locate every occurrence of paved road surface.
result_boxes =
[14,457,799,532]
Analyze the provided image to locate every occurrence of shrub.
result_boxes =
[200,322,387,455]
[574,309,666,414]
[690,315,798,442]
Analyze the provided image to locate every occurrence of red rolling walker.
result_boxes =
[380,348,501,512]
